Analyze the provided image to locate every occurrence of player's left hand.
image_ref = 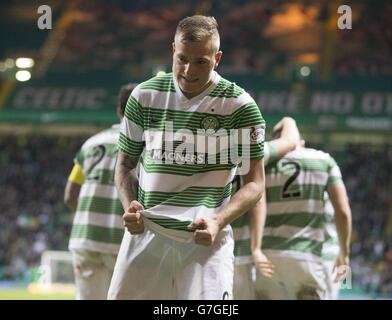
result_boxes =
[252,248,275,278]
[188,218,220,246]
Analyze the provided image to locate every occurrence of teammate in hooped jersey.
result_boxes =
[253,132,352,300]
[232,117,301,299]
[64,83,137,300]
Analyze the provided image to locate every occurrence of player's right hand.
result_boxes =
[123,200,145,234]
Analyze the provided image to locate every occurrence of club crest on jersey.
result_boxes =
[201,115,219,131]
[249,126,265,143]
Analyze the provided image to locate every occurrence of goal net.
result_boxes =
[27,250,75,295]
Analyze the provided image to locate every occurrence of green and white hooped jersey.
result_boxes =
[118,72,265,234]
[69,125,124,254]
[232,142,278,264]
[263,147,343,261]
[322,194,339,262]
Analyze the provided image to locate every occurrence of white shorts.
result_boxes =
[233,263,255,300]
[108,226,234,300]
[255,255,327,300]
[71,249,117,300]
[323,260,340,300]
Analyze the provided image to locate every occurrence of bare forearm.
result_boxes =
[328,183,352,258]
[335,209,352,257]
[64,181,81,213]
[272,117,300,157]
[65,198,78,213]
[213,159,265,230]
[270,138,297,160]
[214,180,264,231]
[115,152,139,211]
[250,197,266,252]
[279,117,300,144]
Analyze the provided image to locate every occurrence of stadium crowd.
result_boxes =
[0,135,86,280]
[341,144,392,297]
[47,0,392,78]
[1,0,392,298]
[333,1,392,76]
[0,134,391,297]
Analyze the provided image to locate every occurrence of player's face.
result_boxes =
[172,37,222,99]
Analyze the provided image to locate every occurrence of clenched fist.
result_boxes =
[123,200,145,234]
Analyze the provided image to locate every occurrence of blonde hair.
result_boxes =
[175,15,220,52]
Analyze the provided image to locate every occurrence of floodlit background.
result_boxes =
[0,0,391,299]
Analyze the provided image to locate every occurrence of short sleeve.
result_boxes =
[118,87,145,157]
[231,99,265,160]
[327,155,343,186]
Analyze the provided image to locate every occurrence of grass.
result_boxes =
[0,288,74,300]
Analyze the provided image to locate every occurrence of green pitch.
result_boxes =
[0,289,74,300]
